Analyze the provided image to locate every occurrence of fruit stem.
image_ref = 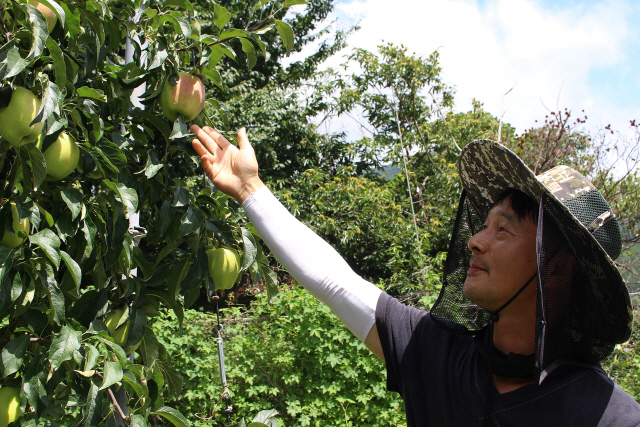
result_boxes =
[96,371,130,424]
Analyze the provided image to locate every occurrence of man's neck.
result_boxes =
[492,305,536,356]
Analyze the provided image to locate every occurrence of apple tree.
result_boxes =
[0,0,303,424]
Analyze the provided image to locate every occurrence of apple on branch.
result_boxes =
[105,307,140,355]
[159,72,206,121]
[0,386,23,427]
[37,132,80,181]
[0,87,44,147]
[206,247,242,290]
[0,202,30,248]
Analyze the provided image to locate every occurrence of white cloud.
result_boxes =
[324,0,637,136]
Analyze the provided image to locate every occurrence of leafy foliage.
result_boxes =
[605,309,640,401]
[0,0,309,424]
[153,287,406,426]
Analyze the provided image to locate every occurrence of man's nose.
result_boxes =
[468,230,487,253]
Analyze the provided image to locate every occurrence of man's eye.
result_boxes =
[499,227,507,232]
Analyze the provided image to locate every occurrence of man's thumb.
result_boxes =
[237,127,251,150]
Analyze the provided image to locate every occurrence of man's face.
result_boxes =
[462,198,538,312]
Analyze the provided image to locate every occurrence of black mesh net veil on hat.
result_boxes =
[429,140,633,384]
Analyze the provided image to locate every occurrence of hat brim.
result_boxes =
[458,140,632,343]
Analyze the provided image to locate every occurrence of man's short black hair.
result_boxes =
[493,188,539,224]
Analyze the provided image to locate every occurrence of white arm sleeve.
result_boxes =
[242,186,382,342]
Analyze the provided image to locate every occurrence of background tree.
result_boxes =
[0,0,308,425]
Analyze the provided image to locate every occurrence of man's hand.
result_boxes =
[191,125,265,203]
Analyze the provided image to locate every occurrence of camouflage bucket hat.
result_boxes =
[458,140,632,346]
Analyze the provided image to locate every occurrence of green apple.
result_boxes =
[206,247,241,290]
[0,87,43,147]
[0,202,30,248]
[39,132,80,181]
[26,0,57,33]
[0,386,22,427]
[159,72,205,121]
[105,308,140,354]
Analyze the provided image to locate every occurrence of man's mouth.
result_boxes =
[468,259,488,275]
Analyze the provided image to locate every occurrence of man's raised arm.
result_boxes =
[191,125,385,361]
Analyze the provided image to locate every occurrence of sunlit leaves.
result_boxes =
[0,0,300,423]
[275,20,294,52]
[48,326,82,370]
[0,334,30,378]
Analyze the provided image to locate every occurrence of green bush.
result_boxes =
[153,287,406,426]
[604,309,640,402]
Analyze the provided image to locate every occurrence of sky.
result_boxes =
[290,0,640,140]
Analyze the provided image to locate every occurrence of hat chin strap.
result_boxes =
[488,271,538,323]
[482,271,538,427]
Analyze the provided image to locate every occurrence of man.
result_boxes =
[191,124,640,426]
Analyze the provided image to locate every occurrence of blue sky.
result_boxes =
[300,0,640,139]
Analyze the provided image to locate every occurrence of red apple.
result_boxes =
[159,72,206,121]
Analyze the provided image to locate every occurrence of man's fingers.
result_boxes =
[237,127,253,151]
[192,139,213,159]
[203,126,231,149]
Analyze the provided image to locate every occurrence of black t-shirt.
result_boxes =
[375,293,640,427]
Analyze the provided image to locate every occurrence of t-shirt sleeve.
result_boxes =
[375,293,429,394]
[598,383,640,427]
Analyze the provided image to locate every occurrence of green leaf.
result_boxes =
[169,116,190,139]
[180,249,208,294]
[60,187,84,220]
[151,407,191,427]
[139,326,160,366]
[46,37,66,84]
[275,20,294,52]
[240,38,257,70]
[98,336,127,363]
[60,250,81,288]
[158,15,192,39]
[157,360,183,396]
[0,334,30,378]
[48,325,82,370]
[84,344,100,371]
[99,360,123,390]
[168,257,191,299]
[213,4,231,29]
[155,240,183,265]
[165,0,194,13]
[125,308,147,350]
[18,143,47,191]
[102,180,139,217]
[285,0,309,5]
[29,229,61,268]
[0,44,29,80]
[251,409,279,426]
[260,264,279,303]
[241,227,258,270]
[32,79,61,127]
[200,66,222,88]
[148,291,184,328]
[139,150,164,179]
[76,87,107,102]
[82,382,104,427]
[220,29,249,40]
[26,4,49,59]
[179,206,204,237]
